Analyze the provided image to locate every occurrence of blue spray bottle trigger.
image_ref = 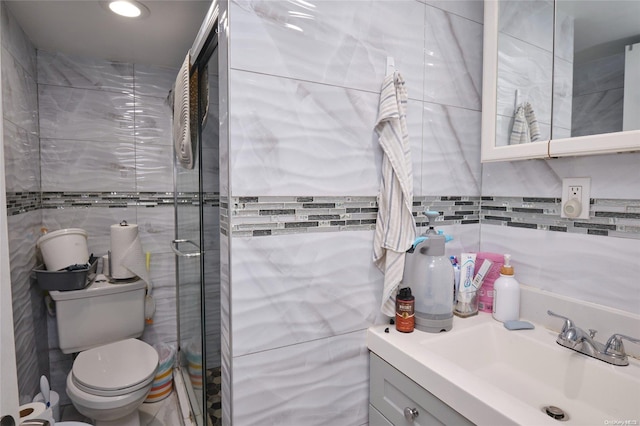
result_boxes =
[437,230,453,243]
[411,236,428,249]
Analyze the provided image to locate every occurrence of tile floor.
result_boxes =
[205,367,222,426]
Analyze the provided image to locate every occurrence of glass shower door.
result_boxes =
[173,77,206,423]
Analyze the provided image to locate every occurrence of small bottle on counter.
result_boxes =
[492,254,520,323]
[395,287,415,333]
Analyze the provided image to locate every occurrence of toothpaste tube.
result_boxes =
[472,259,493,290]
[459,253,476,293]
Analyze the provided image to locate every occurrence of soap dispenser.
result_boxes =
[492,254,520,322]
[401,211,454,333]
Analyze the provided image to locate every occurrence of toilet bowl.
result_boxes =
[65,339,159,426]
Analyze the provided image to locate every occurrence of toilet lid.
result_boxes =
[72,338,159,395]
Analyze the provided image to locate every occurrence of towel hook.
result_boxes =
[386,56,395,76]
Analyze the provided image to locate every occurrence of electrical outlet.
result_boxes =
[568,185,582,201]
[561,178,590,219]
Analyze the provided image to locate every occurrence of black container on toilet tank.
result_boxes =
[401,211,454,333]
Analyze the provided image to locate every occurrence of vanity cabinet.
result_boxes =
[369,353,474,426]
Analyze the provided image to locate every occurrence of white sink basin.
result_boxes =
[368,313,640,425]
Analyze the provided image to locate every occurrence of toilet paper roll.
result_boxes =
[19,402,55,424]
[33,390,60,422]
[110,222,148,284]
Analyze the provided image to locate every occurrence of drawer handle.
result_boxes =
[404,407,419,422]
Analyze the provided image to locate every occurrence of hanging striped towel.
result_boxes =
[509,102,541,144]
[373,72,416,317]
[173,53,194,169]
[524,102,540,141]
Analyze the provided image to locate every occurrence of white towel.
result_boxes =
[373,72,416,317]
[173,53,194,169]
[509,102,540,144]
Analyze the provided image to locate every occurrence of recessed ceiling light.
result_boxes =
[100,0,150,19]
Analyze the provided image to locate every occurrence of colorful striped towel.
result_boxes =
[373,72,416,317]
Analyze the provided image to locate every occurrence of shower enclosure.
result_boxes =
[171,3,220,424]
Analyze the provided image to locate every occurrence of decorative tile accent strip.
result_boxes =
[481,197,640,239]
[6,192,41,216]
[6,191,219,214]
[38,192,219,209]
[229,196,481,237]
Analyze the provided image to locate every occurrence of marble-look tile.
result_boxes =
[420,102,482,196]
[230,0,426,99]
[135,142,174,192]
[37,50,134,93]
[2,46,39,134]
[497,33,553,123]
[1,2,37,77]
[134,64,178,99]
[134,94,172,145]
[554,8,574,62]
[423,5,483,110]
[421,0,484,24]
[571,88,623,137]
[407,100,424,196]
[42,207,137,257]
[481,151,640,199]
[480,225,640,315]
[202,206,220,251]
[219,4,230,201]
[48,350,73,406]
[231,231,385,356]
[40,138,136,192]
[38,85,135,142]
[232,330,369,426]
[7,211,45,403]
[136,205,175,255]
[498,0,553,52]
[229,70,380,196]
[2,119,40,192]
[219,226,231,426]
[573,53,625,97]
[552,57,573,132]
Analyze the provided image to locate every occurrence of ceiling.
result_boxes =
[5,0,213,69]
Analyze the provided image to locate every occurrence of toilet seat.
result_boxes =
[71,338,159,397]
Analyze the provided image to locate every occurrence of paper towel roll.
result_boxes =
[19,402,55,424]
[110,222,149,284]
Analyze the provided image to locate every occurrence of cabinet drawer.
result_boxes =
[369,352,474,426]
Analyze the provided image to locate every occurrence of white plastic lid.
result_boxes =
[36,228,87,247]
[72,339,158,392]
[49,277,145,301]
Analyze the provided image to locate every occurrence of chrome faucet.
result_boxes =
[547,310,640,366]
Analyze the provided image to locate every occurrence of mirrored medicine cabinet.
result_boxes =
[481,0,640,162]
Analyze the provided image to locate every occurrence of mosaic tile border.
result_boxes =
[6,191,41,216]
[482,197,640,239]
[5,191,219,215]
[7,193,640,240]
[229,196,481,237]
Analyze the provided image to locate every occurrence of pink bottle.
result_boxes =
[474,252,505,313]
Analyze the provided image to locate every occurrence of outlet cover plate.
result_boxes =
[561,177,590,219]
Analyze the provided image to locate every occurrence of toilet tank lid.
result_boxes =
[49,277,146,301]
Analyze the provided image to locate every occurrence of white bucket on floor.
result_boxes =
[37,228,89,271]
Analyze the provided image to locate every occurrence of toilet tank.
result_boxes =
[49,279,147,354]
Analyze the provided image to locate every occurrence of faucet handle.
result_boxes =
[604,334,640,358]
[547,310,575,333]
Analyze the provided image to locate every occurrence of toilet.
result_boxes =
[49,277,159,426]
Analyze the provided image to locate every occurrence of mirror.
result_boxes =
[482,0,640,162]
